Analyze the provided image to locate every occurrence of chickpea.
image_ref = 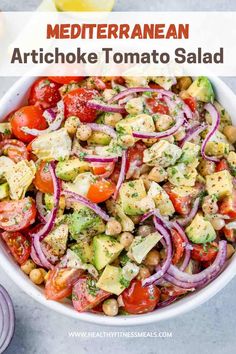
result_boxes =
[29,268,45,285]
[21,259,36,275]
[202,196,218,215]
[120,232,134,249]
[177,77,193,91]
[118,134,135,148]
[210,217,225,231]
[137,265,151,280]
[226,243,235,259]
[155,114,174,132]
[148,166,167,183]
[198,159,216,177]
[174,127,186,141]
[102,298,119,316]
[143,250,160,267]
[106,218,122,236]
[104,112,123,127]
[138,196,155,213]
[137,224,154,237]
[223,125,236,144]
[130,215,141,225]
[64,116,80,136]
[76,125,92,141]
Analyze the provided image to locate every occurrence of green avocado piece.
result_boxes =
[87,131,111,146]
[119,179,147,215]
[130,232,162,264]
[96,265,126,295]
[0,183,9,200]
[67,208,105,240]
[187,76,215,103]
[178,142,200,164]
[116,114,155,135]
[93,235,124,270]
[44,193,65,216]
[70,241,94,263]
[186,213,216,244]
[56,158,91,181]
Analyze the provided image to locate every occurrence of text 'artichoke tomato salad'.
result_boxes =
[0,75,235,316]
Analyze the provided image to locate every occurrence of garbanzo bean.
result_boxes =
[76,125,92,141]
[29,268,45,285]
[144,250,160,266]
[104,112,123,127]
[120,232,134,249]
[21,259,36,275]
[226,243,235,259]
[64,116,80,136]
[223,125,236,144]
[137,225,153,237]
[102,298,119,316]
[106,218,122,236]
[177,76,193,91]
[198,159,216,177]
[137,265,151,280]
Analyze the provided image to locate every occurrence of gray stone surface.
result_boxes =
[0,1,236,354]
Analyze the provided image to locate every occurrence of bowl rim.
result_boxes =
[0,75,236,326]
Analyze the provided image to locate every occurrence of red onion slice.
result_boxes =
[179,123,207,148]
[113,150,127,200]
[84,155,118,163]
[0,285,15,353]
[87,100,126,113]
[156,296,178,309]
[177,197,200,227]
[21,100,64,136]
[63,190,110,221]
[43,108,57,124]
[201,103,220,162]
[163,273,197,289]
[86,123,117,139]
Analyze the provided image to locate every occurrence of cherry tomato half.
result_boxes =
[1,231,31,265]
[63,88,98,122]
[0,139,29,163]
[87,180,115,203]
[45,267,83,301]
[146,98,169,115]
[126,141,146,178]
[49,76,84,85]
[121,280,160,314]
[34,162,54,194]
[191,242,218,262]
[223,226,236,243]
[215,159,229,173]
[28,78,61,109]
[171,229,184,265]
[10,106,47,143]
[184,97,197,112]
[219,190,236,218]
[72,276,110,312]
[0,197,36,232]
[163,183,193,216]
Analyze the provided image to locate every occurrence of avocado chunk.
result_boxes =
[167,163,198,187]
[143,140,182,167]
[129,232,162,264]
[178,142,200,164]
[67,208,105,240]
[205,141,229,157]
[56,159,91,181]
[119,179,147,215]
[87,131,111,146]
[44,193,65,216]
[96,265,125,295]
[147,182,175,216]
[116,114,155,135]
[93,235,124,270]
[70,241,94,263]
[186,213,216,244]
[187,76,214,103]
[206,170,233,199]
[0,183,9,200]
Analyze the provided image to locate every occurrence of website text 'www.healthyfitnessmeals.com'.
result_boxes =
[68,331,173,338]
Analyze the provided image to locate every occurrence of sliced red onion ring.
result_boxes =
[30,244,44,267]
[140,209,172,229]
[0,285,15,353]
[84,155,118,163]
[32,162,61,269]
[43,108,57,124]
[167,240,227,287]
[163,273,197,289]
[156,296,178,309]
[177,197,200,227]
[63,190,110,221]
[36,191,49,224]
[142,216,172,286]
[201,103,220,162]
[21,100,64,136]
[87,100,126,113]
[171,221,192,271]
[86,123,117,138]
[113,150,127,200]
[179,123,207,148]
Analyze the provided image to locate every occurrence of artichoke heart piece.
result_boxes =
[5,160,36,200]
[44,224,68,256]
[0,156,15,182]
[31,128,72,161]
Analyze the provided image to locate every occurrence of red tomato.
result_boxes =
[34,162,54,194]
[184,97,197,112]
[223,226,236,243]
[219,190,236,218]
[1,231,31,265]
[91,162,115,177]
[121,280,160,314]
[72,276,110,312]
[171,229,184,265]
[148,82,163,89]
[146,97,169,115]
[87,180,115,203]
[126,141,146,178]
[110,163,121,184]
[191,243,218,262]
[28,78,61,109]
[163,183,192,216]
[0,139,29,162]
[0,197,36,232]
[45,268,83,301]
[10,106,47,143]
[63,88,98,122]
[161,285,188,300]
[48,76,84,85]
[215,159,229,172]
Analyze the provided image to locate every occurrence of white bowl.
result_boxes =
[0,75,236,326]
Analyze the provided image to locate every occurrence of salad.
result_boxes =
[0,75,235,317]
